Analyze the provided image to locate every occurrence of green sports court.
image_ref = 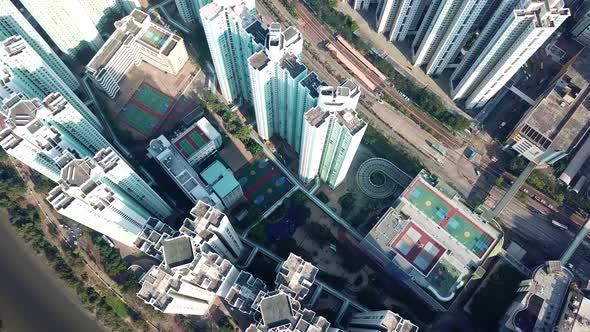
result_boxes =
[140,27,169,49]
[404,180,494,257]
[119,103,159,135]
[235,156,293,211]
[174,126,209,158]
[119,83,175,136]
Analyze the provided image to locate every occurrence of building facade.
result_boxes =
[0,36,102,129]
[19,0,104,56]
[0,0,79,90]
[47,157,174,248]
[299,80,367,189]
[175,0,211,24]
[200,0,265,104]
[377,0,428,42]
[450,0,570,109]
[248,23,324,151]
[0,93,112,180]
[411,0,488,76]
[87,9,189,99]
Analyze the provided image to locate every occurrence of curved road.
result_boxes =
[0,211,104,332]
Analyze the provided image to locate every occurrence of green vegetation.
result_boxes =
[279,0,298,17]
[31,170,56,193]
[106,295,129,319]
[317,191,330,203]
[362,126,423,176]
[338,192,355,218]
[305,0,358,40]
[304,223,337,245]
[469,263,524,330]
[97,8,124,36]
[207,93,263,156]
[373,57,470,132]
[90,232,140,293]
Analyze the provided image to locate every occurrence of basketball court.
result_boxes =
[404,180,494,257]
[140,27,169,49]
[234,156,293,210]
[119,83,175,136]
[174,126,209,158]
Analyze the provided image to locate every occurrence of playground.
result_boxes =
[174,126,209,159]
[391,222,446,275]
[235,156,293,211]
[119,83,175,136]
[404,180,494,257]
[140,27,169,49]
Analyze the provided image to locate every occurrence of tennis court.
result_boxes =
[133,84,173,115]
[404,180,494,257]
[140,27,169,49]
[391,222,445,275]
[119,103,159,135]
[235,156,293,210]
[174,126,209,158]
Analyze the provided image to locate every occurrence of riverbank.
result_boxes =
[0,209,105,332]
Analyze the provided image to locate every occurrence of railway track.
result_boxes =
[295,2,462,149]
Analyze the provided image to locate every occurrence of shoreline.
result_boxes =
[0,209,106,332]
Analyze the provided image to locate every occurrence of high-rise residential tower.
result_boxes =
[77,0,122,29]
[0,93,111,181]
[450,0,570,109]
[248,23,325,151]
[299,80,367,189]
[200,0,266,104]
[175,0,211,25]
[376,0,428,42]
[0,0,79,90]
[0,36,102,129]
[47,157,174,248]
[19,0,104,56]
[412,0,488,76]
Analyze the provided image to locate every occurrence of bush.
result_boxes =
[306,0,358,40]
[317,191,329,203]
[362,126,423,176]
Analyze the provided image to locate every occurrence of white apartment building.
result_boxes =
[451,0,570,109]
[275,253,318,301]
[47,157,173,248]
[411,0,488,76]
[0,93,112,180]
[200,0,266,104]
[248,23,324,151]
[377,0,428,42]
[0,36,102,130]
[299,80,367,189]
[87,9,189,99]
[175,0,211,24]
[93,147,173,219]
[179,201,244,262]
[0,0,78,90]
[19,0,104,56]
[348,310,418,332]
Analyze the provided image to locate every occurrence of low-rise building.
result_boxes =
[501,261,573,332]
[347,310,419,332]
[200,160,243,209]
[362,170,501,308]
[171,117,222,166]
[508,49,590,166]
[87,9,189,98]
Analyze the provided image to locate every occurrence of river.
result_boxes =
[0,210,105,332]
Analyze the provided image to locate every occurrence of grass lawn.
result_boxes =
[106,295,128,319]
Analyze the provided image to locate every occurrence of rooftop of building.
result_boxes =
[87,9,180,72]
[246,20,268,46]
[333,109,366,135]
[364,170,500,300]
[249,51,271,71]
[171,118,215,159]
[6,99,38,126]
[280,55,306,79]
[200,160,240,198]
[304,106,331,127]
[61,158,94,187]
[1,35,29,57]
[556,288,590,332]
[514,48,590,152]
[275,254,317,300]
[300,72,326,99]
[162,236,194,269]
[503,261,573,332]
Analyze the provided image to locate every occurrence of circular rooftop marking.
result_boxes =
[267,188,273,194]
[250,170,256,176]
[425,200,432,207]
[464,231,471,238]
